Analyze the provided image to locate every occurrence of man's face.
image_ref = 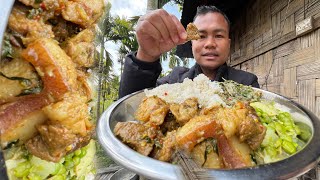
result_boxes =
[192,12,231,70]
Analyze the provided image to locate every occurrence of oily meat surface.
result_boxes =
[186,23,201,41]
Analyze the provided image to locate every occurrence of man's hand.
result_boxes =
[136,9,187,62]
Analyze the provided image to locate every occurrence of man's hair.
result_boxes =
[193,6,230,30]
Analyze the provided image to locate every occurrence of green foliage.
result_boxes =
[99,75,120,115]
[160,47,190,77]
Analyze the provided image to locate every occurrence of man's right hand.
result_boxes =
[135,9,187,62]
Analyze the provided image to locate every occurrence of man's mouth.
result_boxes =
[202,52,219,57]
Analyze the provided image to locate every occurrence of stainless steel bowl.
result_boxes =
[0,0,15,57]
[0,1,16,179]
[97,88,320,180]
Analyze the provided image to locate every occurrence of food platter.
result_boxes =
[0,0,106,179]
[97,88,320,180]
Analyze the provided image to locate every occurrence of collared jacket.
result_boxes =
[119,52,259,98]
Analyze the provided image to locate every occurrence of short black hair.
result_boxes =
[193,5,230,30]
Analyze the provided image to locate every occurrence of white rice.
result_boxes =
[144,74,225,108]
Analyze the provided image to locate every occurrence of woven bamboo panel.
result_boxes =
[316,79,320,96]
[285,46,315,69]
[316,97,320,117]
[230,0,320,116]
[282,67,297,98]
[298,79,316,113]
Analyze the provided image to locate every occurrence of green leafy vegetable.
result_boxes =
[0,72,32,86]
[202,138,218,166]
[1,34,13,59]
[27,8,43,19]
[219,80,262,106]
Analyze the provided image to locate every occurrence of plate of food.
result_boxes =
[97,74,320,180]
[0,0,106,179]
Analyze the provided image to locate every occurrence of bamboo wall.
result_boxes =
[229,0,320,116]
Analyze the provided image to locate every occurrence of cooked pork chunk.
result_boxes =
[135,96,169,125]
[160,113,180,135]
[36,123,77,157]
[0,57,40,104]
[114,122,159,156]
[42,93,92,136]
[170,97,198,125]
[191,139,223,168]
[26,123,91,162]
[61,0,104,27]
[152,131,176,162]
[8,5,54,45]
[186,23,201,41]
[215,103,266,149]
[18,0,64,11]
[64,28,95,67]
[237,108,266,150]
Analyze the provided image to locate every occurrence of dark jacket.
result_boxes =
[119,52,259,98]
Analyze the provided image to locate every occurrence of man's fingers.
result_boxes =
[136,18,163,42]
[170,14,187,44]
[158,10,180,43]
[141,9,181,45]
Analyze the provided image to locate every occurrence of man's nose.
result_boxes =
[204,36,217,49]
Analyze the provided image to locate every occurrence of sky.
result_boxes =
[106,0,183,76]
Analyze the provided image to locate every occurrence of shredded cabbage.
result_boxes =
[5,140,96,180]
[250,101,311,164]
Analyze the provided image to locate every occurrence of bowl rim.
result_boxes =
[97,88,320,180]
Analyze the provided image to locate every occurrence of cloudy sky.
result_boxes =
[106,0,182,75]
[109,0,147,17]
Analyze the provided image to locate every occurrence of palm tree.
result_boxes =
[111,15,139,75]
[96,3,140,115]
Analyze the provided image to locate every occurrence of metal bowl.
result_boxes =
[0,1,16,179]
[97,88,320,180]
[0,0,15,56]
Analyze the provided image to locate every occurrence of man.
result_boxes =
[119,6,259,98]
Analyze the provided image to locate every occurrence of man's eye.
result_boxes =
[215,35,224,38]
[200,35,206,39]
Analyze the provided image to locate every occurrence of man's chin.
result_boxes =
[198,61,224,70]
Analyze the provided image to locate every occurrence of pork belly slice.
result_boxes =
[1,38,80,147]
[0,109,47,148]
[0,95,50,147]
[216,134,252,169]
[176,114,254,168]
[176,115,223,152]
[114,122,160,156]
[22,38,78,101]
